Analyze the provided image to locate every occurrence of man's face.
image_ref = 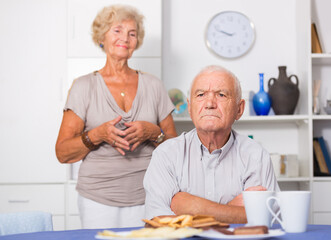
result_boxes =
[188,71,244,134]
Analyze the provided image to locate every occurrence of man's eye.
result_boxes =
[219,93,225,97]
[130,33,137,37]
[197,93,204,97]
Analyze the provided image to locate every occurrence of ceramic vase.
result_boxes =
[268,66,299,115]
[253,73,271,116]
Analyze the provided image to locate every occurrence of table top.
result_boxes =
[1,224,331,240]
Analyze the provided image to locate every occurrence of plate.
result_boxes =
[196,228,285,239]
[95,231,174,240]
[95,227,202,240]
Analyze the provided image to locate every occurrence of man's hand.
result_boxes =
[227,186,267,207]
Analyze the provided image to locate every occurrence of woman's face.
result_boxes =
[102,19,138,60]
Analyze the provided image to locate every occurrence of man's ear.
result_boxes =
[235,99,245,120]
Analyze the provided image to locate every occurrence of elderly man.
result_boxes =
[143,65,279,223]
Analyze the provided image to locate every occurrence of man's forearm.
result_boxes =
[170,192,247,223]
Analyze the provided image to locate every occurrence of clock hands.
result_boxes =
[220,30,235,36]
[214,25,235,36]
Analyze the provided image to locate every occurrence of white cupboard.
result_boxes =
[0,0,67,183]
[0,0,68,230]
[0,184,65,230]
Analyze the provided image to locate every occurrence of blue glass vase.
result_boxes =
[253,73,271,116]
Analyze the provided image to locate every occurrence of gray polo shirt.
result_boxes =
[144,129,280,219]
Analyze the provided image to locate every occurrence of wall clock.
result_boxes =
[205,11,255,59]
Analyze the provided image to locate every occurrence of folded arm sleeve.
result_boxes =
[244,149,280,192]
[143,147,180,219]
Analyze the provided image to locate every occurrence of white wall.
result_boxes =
[0,0,311,182]
[162,0,304,112]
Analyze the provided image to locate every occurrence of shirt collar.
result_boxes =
[194,129,235,163]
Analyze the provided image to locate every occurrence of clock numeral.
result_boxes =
[227,16,233,22]
[242,41,247,46]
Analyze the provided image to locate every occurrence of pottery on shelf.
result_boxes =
[268,66,299,115]
[253,73,271,116]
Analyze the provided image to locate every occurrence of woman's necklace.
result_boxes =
[120,86,126,97]
[120,70,137,97]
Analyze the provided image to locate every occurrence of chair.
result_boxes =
[0,211,53,236]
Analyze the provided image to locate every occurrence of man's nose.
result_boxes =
[205,94,217,108]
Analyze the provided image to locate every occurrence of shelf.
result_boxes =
[311,53,331,58]
[313,177,331,182]
[312,53,331,65]
[312,115,331,120]
[239,115,309,122]
[173,117,192,122]
[174,115,309,123]
[277,177,310,182]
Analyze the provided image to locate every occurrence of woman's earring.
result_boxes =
[99,43,104,48]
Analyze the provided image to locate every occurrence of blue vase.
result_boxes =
[253,73,271,116]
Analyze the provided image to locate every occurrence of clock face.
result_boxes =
[205,11,255,59]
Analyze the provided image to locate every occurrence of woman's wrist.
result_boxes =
[154,127,165,143]
[81,131,99,150]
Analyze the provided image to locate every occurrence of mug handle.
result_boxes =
[266,196,284,228]
[271,209,281,225]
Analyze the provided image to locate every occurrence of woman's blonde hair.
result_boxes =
[92,4,145,51]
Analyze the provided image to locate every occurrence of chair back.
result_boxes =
[0,211,53,236]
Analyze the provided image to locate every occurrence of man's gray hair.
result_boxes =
[188,65,242,103]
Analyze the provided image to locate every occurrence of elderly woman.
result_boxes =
[56,5,176,228]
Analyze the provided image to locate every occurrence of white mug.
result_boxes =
[243,191,275,227]
[266,191,311,233]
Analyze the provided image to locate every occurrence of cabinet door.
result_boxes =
[67,0,162,57]
[68,183,79,215]
[313,181,331,212]
[0,0,67,182]
[67,216,82,230]
[0,184,65,215]
[53,216,66,231]
[313,213,331,225]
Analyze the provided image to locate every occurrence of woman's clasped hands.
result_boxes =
[99,116,159,155]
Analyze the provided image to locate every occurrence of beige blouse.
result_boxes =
[65,71,174,207]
